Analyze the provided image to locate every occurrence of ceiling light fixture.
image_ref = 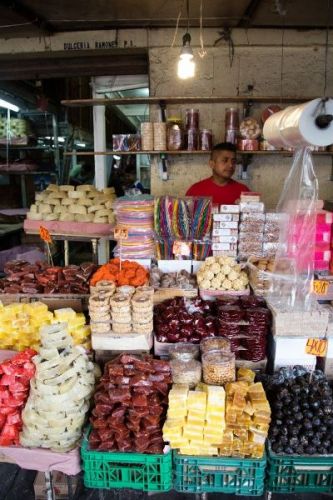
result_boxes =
[178,32,195,79]
[0,98,19,113]
[177,0,195,80]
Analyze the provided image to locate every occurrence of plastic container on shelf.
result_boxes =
[266,443,333,494]
[153,122,167,151]
[169,343,200,361]
[185,128,199,151]
[225,108,240,129]
[81,428,172,492]
[199,129,212,151]
[200,337,231,355]
[202,350,235,385]
[170,359,202,388]
[140,122,154,151]
[185,109,199,130]
[225,129,238,145]
[167,119,183,151]
[174,451,266,495]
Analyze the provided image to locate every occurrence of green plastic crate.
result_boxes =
[267,444,333,494]
[81,430,172,492]
[173,451,266,496]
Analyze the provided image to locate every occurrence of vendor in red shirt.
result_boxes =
[186,142,249,205]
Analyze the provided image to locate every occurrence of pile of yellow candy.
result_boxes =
[0,302,91,351]
[163,368,271,458]
[221,368,271,458]
[163,383,226,456]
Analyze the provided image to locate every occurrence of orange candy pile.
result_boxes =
[90,258,149,287]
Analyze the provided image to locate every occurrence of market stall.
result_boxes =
[0,97,332,500]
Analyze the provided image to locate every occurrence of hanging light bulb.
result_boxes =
[178,33,195,79]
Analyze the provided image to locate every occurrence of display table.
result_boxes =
[24,219,114,265]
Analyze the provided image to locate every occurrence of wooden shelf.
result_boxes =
[61,96,316,107]
[64,150,333,157]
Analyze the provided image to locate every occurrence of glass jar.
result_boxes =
[200,337,231,355]
[225,108,240,129]
[202,351,235,385]
[185,109,199,129]
[199,129,212,151]
[170,359,202,388]
[169,343,200,361]
[185,128,199,151]
[167,119,183,151]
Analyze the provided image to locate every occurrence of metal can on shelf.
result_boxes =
[185,109,199,130]
[185,128,199,151]
[199,129,212,151]
[237,139,259,151]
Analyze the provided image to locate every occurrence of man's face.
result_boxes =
[209,150,236,182]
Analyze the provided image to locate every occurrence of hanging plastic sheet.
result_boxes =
[267,147,318,311]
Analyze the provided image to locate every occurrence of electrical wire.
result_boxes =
[279,15,286,104]
[170,0,185,48]
[198,0,207,58]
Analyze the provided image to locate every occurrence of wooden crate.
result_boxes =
[0,293,89,312]
[153,288,197,304]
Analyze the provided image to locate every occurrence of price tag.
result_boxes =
[39,225,52,244]
[305,338,328,357]
[172,241,192,257]
[312,280,329,296]
[114,226,128,240]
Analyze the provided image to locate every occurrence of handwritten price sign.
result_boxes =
[305,338,328,357]
[39,225,52,244]
[312,280,329,296]
[173,241,192,257]
[114,226,128,240]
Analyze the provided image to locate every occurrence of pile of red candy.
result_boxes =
[89,354,171,453]
[0,349,36,446]
[0,260,97,294]
[154,297,216,344]
[216,296,271,361]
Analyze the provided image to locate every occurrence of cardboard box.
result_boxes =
[213,214,239,222]
[157,260,192,273]
[268,301,329,337]
[34,471,79,500]
[92,332,153,351]
[269,336,317,372]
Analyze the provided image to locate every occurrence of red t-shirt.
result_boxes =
[186,178,250,205]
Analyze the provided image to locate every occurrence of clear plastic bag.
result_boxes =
[267,147,318,311]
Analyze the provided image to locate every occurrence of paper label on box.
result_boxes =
[218,236,238,243]
[212,243,237,251]
[219,222,239,229]
[213,214,232,222]
[220,204,240,213]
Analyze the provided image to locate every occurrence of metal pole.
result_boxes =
[52,114,60,179]
[92,77,109,264]
[64,239,69,266]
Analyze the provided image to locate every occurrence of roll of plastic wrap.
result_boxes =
[263,98,333,148]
